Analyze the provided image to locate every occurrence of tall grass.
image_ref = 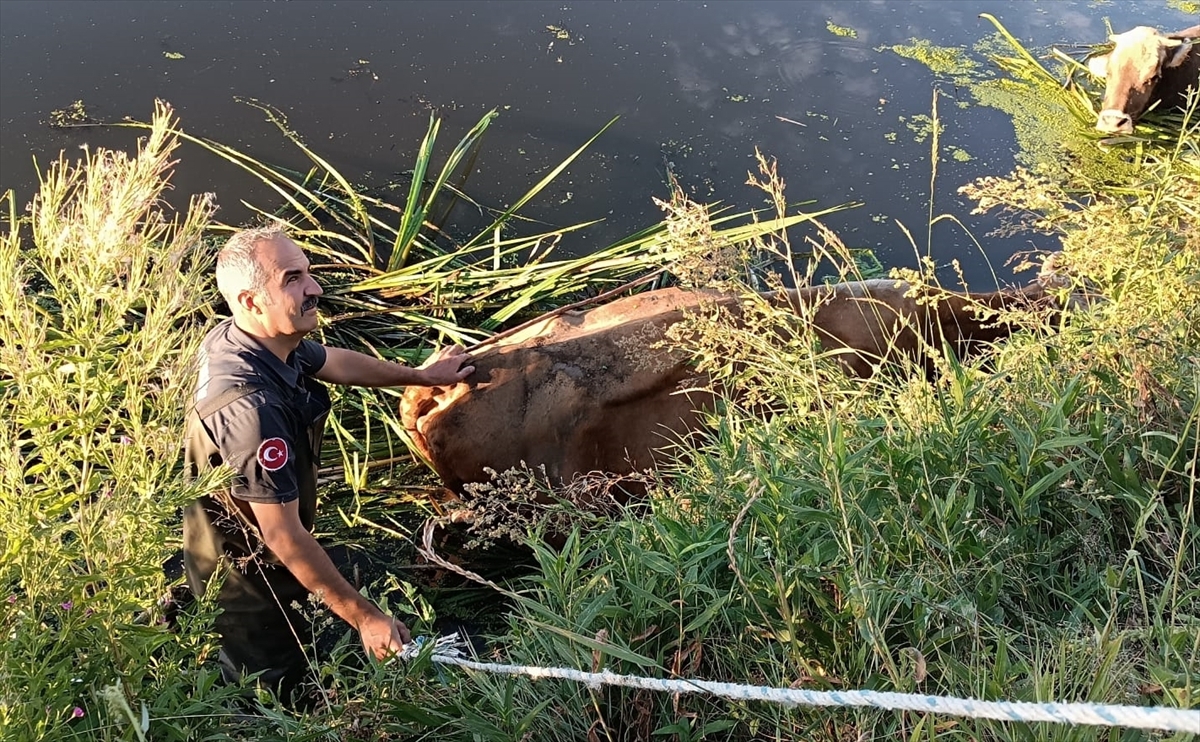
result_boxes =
[402,155,1197,741]
[0,102,250,741]
[0,97,857,739]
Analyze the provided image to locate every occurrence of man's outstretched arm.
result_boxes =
[248,499,410,659]
[315,345,474,388]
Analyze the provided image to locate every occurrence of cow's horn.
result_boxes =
[1161,37,1183,48]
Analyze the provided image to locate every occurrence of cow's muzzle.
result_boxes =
[1096,109,1134,134]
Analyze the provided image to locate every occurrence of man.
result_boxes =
[182,226,474,704]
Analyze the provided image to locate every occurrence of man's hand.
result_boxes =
[357,610,412,661]
[419,344,475,386]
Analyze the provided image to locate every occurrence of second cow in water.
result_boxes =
[1089,24,1200,134]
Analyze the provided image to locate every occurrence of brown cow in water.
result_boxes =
[401,279,1055,495]
[1089,24,1200,134]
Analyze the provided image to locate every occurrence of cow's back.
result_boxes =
[400,288,733,493]
[401,280,1048,494]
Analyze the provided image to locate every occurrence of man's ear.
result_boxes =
[237,288,262,314]
[1087,54,1109,78]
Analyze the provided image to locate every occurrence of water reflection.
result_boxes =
[0,0,1192,287]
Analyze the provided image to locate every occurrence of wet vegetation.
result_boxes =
[1,17,1197,742]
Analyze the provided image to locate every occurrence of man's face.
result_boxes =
[248,236,323,338]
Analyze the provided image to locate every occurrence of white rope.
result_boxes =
[398,637,1199,734]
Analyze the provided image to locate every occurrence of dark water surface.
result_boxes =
[1,0,1194,287]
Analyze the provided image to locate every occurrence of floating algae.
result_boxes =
[882,38,978,82]
[901,114,942,144]
[948,146,973,162]
[48,100,94,127]
[826,21,858,39]
[967,29,1139,184]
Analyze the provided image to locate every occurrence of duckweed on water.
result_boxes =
[825,21,858,39]
[968,75,1129,181]
[948,145,973,162]
[545,24,577,43]
[881,38,978,80]
[1166,0,1199,14]
[47,100,94,128]
[900,113,941,144]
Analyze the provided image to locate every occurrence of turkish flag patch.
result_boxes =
[257,437,289,471]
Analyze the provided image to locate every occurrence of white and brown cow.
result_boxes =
[401,280,1056,495]
[1089,24,1200,134]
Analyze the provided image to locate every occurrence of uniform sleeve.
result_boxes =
[207,400,301,504]
[294,339,327,376]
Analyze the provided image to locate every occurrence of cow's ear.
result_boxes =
[1164,43,1190,69]
[1087,54,1109,78]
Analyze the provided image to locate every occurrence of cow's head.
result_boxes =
[1088,26,1192,134]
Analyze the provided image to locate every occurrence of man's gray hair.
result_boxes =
[215,226,287,307]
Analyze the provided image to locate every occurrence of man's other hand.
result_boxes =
[358,611,413,661]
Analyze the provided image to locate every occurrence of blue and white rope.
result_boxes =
[399,637,1199,734]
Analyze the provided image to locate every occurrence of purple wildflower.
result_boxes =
[60,600,73,611]
[71,706,85,719]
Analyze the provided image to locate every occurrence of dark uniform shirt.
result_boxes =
[181,318,332,689]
